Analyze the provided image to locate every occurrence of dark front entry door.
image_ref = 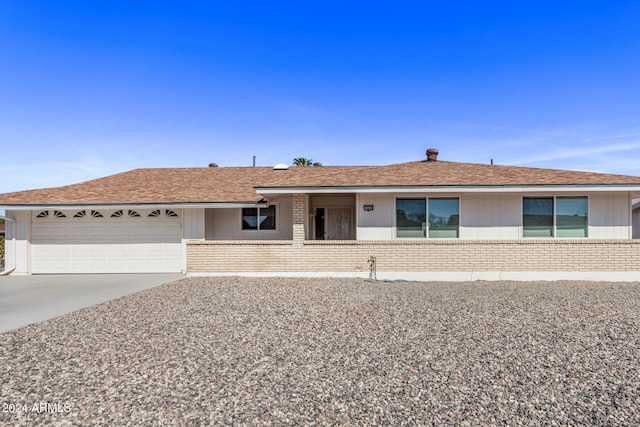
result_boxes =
[326,208,353,240]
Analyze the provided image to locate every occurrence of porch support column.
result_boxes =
[292,193,305,245]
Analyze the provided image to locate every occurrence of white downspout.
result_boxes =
[0,215,16,276]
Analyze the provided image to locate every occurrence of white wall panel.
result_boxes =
[461,194,521,239]
[5,210,31,274]
[589,192,631,239]
[357,194,395,240]
[183,208,205,240]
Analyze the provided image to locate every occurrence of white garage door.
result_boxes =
[31,208,182,273]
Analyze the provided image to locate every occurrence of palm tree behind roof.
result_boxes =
[293,157,313,166]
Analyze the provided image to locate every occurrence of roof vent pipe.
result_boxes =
[208,163,219,167]
[313,162,323,167]
[426,148,439,162]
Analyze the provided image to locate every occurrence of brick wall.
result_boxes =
[187,239,640,273]
[292,194,305,244]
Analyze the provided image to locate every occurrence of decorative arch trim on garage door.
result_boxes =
[34,209,181,220]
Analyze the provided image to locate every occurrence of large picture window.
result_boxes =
[396,197,459,238]
[556,197,588,238]
[523,197,588,238]
[242,205,276,231]
[428,198,460,238]
[523,197,554,237]
[396,199,426,238]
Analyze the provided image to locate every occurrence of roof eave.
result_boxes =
[255,184,640,194]
[0,201,268,211]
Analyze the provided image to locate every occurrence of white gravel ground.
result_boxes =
[1,277,640,426]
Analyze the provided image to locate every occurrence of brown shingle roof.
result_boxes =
[1,161,640,206]
[259,161,640,188]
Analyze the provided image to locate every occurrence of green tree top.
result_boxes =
[293,157,313,166]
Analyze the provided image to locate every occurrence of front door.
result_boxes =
[326,207,354,240]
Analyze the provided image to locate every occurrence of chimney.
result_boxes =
[208,163,219,167]
[426,148,438,162]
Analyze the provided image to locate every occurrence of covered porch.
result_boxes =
[203,193,357,242]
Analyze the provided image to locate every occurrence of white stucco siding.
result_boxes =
[589,192,631,239]
[204,197,293,240]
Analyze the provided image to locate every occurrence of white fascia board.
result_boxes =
[256,185,640,195]
[0,202,267,211]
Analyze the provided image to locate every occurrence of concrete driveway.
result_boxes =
[0,274,183,333]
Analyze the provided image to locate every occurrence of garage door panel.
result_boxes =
[71,226,90,238]
[145,225,163,236]
[32,216,182,273]
[90,226,109,238]
[71,258,91,271]
[110,227,128,237]
[109,259,126,270]
[33,225,53,239]
[90,245,108,256]
[90,259,108,271]
[53,226,72,238]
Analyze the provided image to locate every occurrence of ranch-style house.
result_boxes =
[2,149,640,281]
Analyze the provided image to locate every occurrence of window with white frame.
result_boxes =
[428,198,460,238]
[242,205,277,231]
[396,197,459,238]
[522,196,588,238]
[396,198,426,237]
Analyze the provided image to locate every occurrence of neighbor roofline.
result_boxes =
[255,184,640,194]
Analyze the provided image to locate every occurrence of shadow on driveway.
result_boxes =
[0,274,184,333]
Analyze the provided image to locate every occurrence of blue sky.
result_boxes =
[1,1,639,193]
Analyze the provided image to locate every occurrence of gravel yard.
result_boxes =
[1,277,640,426]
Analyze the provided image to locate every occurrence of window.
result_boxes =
[428,198,460,238]
[523,198,554,237]
[396,198,459,238]
[523,197,588,238]
[396,199,426,238]
[242,205,276,230]
[556,197,588,238]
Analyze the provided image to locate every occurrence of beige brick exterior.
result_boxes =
[292,194,305,245]
[187,239,640,273]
